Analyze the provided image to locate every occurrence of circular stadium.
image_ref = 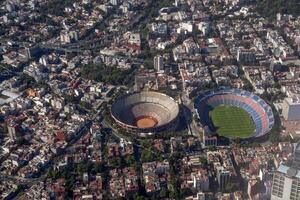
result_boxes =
[194,88,274,139]
[111,91,180,133]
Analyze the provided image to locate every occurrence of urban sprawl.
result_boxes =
[1,0,300,200]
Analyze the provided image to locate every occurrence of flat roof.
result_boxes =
[0,89,22,105]
[285,96,300,105]
[278,164,300,179]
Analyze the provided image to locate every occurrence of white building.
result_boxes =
[110,0,119,6]
[282,96,300,121]
[154,56,164,72]
[60,30,79,44]
[128,33,141,46]
[271,164,300,200]
[192,171,209,191]
[198,22,210,36]
[177,22,193,34]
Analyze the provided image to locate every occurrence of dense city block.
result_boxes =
[1,0,300,200]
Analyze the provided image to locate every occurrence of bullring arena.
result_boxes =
[111,91,180,133]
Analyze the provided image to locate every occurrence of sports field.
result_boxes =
[209,105,255,139]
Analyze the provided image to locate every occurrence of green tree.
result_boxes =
[76,163,88,174]
[93,162,105,173]
[134,194,148,200]
[159,187,168,198]
[81,62,135,85]
[125,155,136,166]
[257,0,300,19]
[141,149,155,163]
[200,157,208,167]
[242,79,254,92]
[208,145,217,151]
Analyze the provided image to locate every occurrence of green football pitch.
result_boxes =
[209,105,255,139]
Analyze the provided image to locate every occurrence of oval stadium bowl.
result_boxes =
[111,91,180,133]
[194,88,274,139]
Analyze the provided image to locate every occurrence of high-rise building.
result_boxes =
[248,179,267,200]
[203,134,218,147]
[198,22,210,36]
[110,0,119,6]
[194,192,205,200]
[216,166,230,189]
[271,141,300,200]
[174,0,180,7]
[69,31,79,41]
[154,55,164,72]
[7,122,21,141]
[60,31,79,44]
[60,31,71,44]
[293,142,300,169]
[282,96,300,121]
[82,0,91,4]
[237,48,256,63]
[271,165,300,200]
[25,46,40,59]
[7,125,17,140]
[6,2,15,12]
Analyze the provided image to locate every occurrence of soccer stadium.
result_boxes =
[194,88,274,139]
[111,91,180,134]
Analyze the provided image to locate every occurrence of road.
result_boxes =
[17,75,109,185]
[0,91,204,197]
[0,110,97,198]
[38,0,157,54]
[180,87,203,138]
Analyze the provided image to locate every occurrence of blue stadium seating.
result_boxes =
[194,88,274,138]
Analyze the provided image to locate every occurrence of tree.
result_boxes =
[200,157,208,167]
[208,145,217,151]
[64,95,79,104]
[93,162,105,173]
[76,163,88,174]
[224,182,237,193]
[170,188,180,199]
[80,101,92,110]
[48,169,63,180]
[18,73,36,87]
[134,194,148,200]
[109,157,126,168]
[268,105,282,143]
[257,0,300,19]
[125,155,136,166]
[109,157,121,168]
[141,149,155,163]
[81,62,135,85]
[159,187,168,198]
[180,188,191,198]
[242,79,254,92]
